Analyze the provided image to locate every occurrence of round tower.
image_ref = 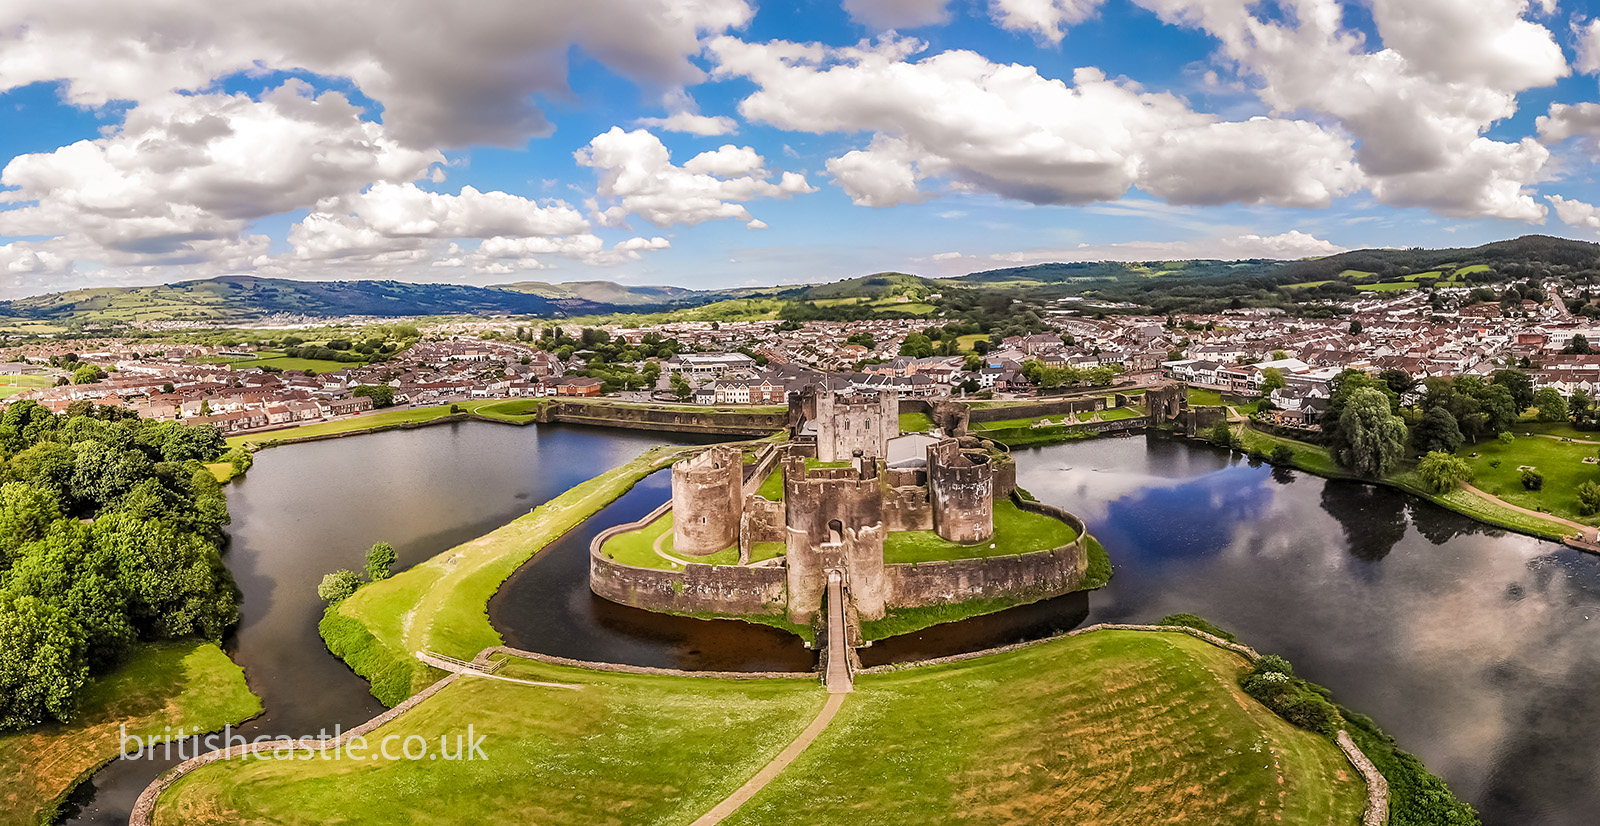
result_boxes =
[671,445,743,555]
[928,440,994,543]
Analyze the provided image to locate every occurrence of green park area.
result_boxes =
[224,399,545,449]
[601,511,786,569]
[320,445,698,705]
[956,333,988,351]
[0,641,259,826]
[882,499,1078,564]
[1454,428,1600,525]
[151,630,1366,826]
[1186,387,1224,406]
[1352,281,1417,292]
[191,350,360,374]
[0,373,54,399]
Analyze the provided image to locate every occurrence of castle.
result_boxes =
[590,388,1090,656]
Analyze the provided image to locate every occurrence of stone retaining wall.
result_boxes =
[542,400,786,436]
[590,503,789,615]
[1337,730,1391,826]
[127,672,464,826]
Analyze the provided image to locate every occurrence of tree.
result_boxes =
[1209,419,1235,448]
[1578,481,1600,516]
[1272,349,1288,361]
[1491,369,1535,413]
[1521,468,1544,491]
[1349,319,1363,335]
[71,365,100,385]
[317,570,362,604]
[1332,387,1407,477]
[1416,451,1473,493]
[1411,406,1464,455]
[1260,367,1286,395]
[1270,445,1295,465]
[670,372,691,400]
[352,385,395,408]
[899,333,934,358]
[364,542,396,582]
[1533,387,1570,423]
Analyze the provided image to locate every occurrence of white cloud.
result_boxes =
[1549,195,1600,230]
[0,0,755,148]
[575,127,816,227]
[842,0,953,29]
[636,112,740,136]
[1576,19,1600,74]
[711,37,1359,208]
[0,80,440,261]
[1364,137,1550,221]
[746,219,769,229]
[989,0,1107,43]
[1539,101,1600,153]
[995,230,1348,265]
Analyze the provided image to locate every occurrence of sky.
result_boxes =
[2,0,1600,299]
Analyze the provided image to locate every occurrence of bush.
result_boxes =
[1416,451,1472,493]
[1497,431,1514,444]
[1240,656,1342,737]
[1579,481,1600,516]
[1157,613,1237,643]
[1521,467,1543,491]
[364,542,396,582]
[1342,710,1481,826]
[1269,445,1295,465]
[317,570,363,604]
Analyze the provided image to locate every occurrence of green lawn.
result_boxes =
[956,334,988,351]
[322,445,700,705]
[151,631,1366,826]
[1337,269,1377,279]
[1187,388,1224,407]
[0,373,54,398]
[1352,281,1417,292]
[154,658,823,826]
[898,412,933,433]
[601,511,786,569]
[724,630,1366,826]
[754,459,851,501]
[1281,280,1332,290]
[470,399,546,422]
[0,641,259,826]
[192,351,362,373]
[882,499,1077,563]
[1456,433,1600,524]
[225,400,537,449]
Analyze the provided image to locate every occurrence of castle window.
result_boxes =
[828,520,843,544]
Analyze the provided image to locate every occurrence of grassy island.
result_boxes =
[151,630,1366,826]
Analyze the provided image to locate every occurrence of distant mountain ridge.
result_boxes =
[2,235,1595,328]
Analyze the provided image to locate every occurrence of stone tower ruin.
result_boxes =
[927,440,994,543]
[670,444,743,555]
[814,389,898,462]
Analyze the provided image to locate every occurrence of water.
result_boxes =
[57,422,708,825]
[57,425,1600,826]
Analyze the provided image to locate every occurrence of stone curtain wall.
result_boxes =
[881,485,934,533]
[966,396,1108,424]
[543,401,786,436]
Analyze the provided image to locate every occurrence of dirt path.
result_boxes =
[688,693,847,826]
[1461,482,1597,541]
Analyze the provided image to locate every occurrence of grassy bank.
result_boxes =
[599,510,785,569]
[0,641,259,826]
[881,499,1077,563]
[152,631,1366,826]
[321,444,699,706]
[1231,425,1574,539]
[225,400,544,449]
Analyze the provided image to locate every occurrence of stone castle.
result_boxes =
[590,388,1089,653]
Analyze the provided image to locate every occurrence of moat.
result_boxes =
[60,423,1600,826]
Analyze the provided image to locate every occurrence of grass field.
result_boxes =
[1352,281,1417,292]
[1187,388,1224,406]
[601,511,786,569]
[151,630,1366,826]
[321,445,699,705]
[898,412,933,433]
[224,400,543,449]
[956,334,988,351]
[0,641,259,826]
[882,499,1077,563]
[1455,432,1600,524]
[191,350,361,374]
[0,373,54,399]
[754,459,851,501]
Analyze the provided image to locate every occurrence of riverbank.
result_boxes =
[146,629,1368,826]
[0,641,258,826]
[320,443,702,706]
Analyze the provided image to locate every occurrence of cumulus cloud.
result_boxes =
[0,80,440,261]
[1549,195,1600,230]
[989,0,1107,43]
[710,36,1359,208]
[575,127,816,227]
[843,0,953,29]
[1577,19,1600,75]
[935,230,1346,270]
[0,0,754,149]
[636,112,740,136]
[1131,0,1565,219]
[1538,102,1600,147]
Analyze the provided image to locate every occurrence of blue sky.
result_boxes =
[1,0,1598,298]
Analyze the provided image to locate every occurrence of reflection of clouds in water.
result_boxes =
[1019,436,1600,826]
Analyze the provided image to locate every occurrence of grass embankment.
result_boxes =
[152,631,1364,826]
[882,499,1077,564]
[225,400,543,449]
[601,511,786,569]
[1232,424,1575,539]
[320,445,697,706]
[0,641,259,826]
[153,658,824,826]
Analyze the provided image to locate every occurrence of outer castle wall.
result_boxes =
[886,494,1087,608]
[590,502,789,616]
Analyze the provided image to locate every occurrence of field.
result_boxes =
[956,333,988,351]
[898,411,932,432]
[1352,281,1417,292]
[0,373,54,398]
[224,400,544,449]
[1187,388,1224,406]
[753,459,851,501]
[321,446,699,705]
[0,641,259,826]
[882,499,1078,563]
[1455,431,1600,524]
[190,350,362,374]
[152,631,1367,826]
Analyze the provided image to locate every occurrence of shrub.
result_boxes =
[1497,431,1514,444]
[1342,711,1482,826]
[1157,613,1237,643]
[317,569,363,604]
[1269,445,1295,465]
[1579,481,1600,516]
[1416,451,1472,493]
[1521,467,1543,491]
[364,541,396,582]
[1240,656,1342,737]
[1247,448,1267,463]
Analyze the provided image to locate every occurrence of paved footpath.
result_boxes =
[688,692,848,826]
